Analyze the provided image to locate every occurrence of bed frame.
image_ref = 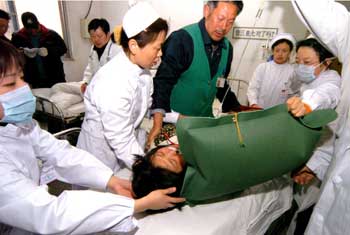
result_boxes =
[33,94,84,133]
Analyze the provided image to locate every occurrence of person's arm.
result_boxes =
[247,63,264,107]
[43,30,67,57]
[146,112,163,150]
[81,48,95,93]
[301,74,341,111]
[148,30,193,147]
[10,33,25,49]
[0,148,136,234]
[134,187,185,213]
[294,123,336,184]
[33,125,123,191]
[216,42,241,112]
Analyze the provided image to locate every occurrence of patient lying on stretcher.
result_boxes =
[132,104,336,205]
[132,144,186,199]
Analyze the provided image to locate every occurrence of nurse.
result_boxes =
[287,38,340,117]
[291,1,350,234]
[0,40,185,234]
[77,2,168,173]
[247,33,296,109]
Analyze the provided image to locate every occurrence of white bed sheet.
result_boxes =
[130,176,292,235]
[32,82,85,118]
[110,168,293,235]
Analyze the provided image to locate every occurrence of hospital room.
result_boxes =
[1,0,350,234]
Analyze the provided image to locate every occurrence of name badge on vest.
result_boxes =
[216,77,226,88]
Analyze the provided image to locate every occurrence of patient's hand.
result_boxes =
[293,166,316,185]
[134,187,186,213]
[107,176,133,198]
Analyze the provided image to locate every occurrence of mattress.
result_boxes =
[32,83,85,118]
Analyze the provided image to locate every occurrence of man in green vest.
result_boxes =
[147,1,244,148]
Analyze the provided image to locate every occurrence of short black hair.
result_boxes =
[132,145,186,199]
[207,1,244,15]
[120,18,168,51]
[296,38,334,62]
[88,18,110,34]
[0,9,10,20]
[272,39,294,51]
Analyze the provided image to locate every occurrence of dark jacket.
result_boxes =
[11,24,67,88]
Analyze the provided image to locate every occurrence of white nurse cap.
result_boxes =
[122,2,160,38]
[269,33,296,49]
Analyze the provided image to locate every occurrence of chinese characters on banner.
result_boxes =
[233,27,278,40]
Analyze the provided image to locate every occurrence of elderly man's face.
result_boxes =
[204,2,239,42]
[151,145,186,173]
[0,18,9,37]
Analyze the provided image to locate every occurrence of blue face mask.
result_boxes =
[0,85,36,124]
[295,64,318,83]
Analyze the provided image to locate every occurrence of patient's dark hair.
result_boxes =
[132,145,186,199]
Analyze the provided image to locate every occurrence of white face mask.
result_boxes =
[0,85,36,124]
[295,64,318,83]
[295,57,336,83]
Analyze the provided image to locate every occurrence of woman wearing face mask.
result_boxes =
[0,40,185,235]
[247,33,296,109]
[287,38,341,116]
[77,2,168,174]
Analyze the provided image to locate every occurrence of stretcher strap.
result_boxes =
[232,112,245,147]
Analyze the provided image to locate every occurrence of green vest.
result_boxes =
[170,23,229,117]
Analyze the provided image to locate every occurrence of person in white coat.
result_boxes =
[0,40,185,234]
[289,1,349,233]
[77,2,168,174]
[285,37,341,234]
[247,33,296,109]
[80,18,121,94]
[287,38,340,116]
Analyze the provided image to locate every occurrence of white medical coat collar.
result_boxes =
[120,49,149,77]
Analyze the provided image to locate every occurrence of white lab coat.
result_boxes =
[286,69,340,235]
[77,50,152,172]
[247,61,295,108]
[82,39,121,84]
[292,0,350,234]
[298,69,341,111]
[0,121,136,235]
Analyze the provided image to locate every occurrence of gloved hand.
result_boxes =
[286,96,312,117]
[38,47,48,57]
[23,47,39,58]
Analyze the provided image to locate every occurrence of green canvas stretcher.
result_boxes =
[176,104,337,204]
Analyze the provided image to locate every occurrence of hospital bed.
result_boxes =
[104,171,293,235]
[32,82,85,133]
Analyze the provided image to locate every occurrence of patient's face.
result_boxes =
[151,145,186,173]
